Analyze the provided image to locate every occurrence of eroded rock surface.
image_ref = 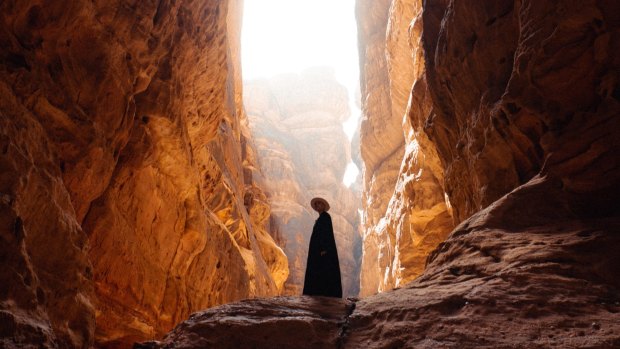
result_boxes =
[343,179,620,348]
[244,68,362,297]
[0,0,286,347]
[136,296,353,349]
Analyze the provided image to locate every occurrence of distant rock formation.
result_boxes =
[244,68,362,297]
[0,0,286,347]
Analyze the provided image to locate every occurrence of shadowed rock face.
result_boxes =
[421,0,620,222]
[0,0,287,347]
[244,68,362,297]
[139,0,620,348]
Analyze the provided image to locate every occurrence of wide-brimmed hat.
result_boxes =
[310,197,330,212]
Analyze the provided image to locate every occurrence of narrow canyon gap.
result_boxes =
[1,0,620,349]
[240,0,363,298]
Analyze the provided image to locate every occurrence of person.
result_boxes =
[302,197,342,298]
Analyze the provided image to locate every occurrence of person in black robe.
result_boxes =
[302,197,342,298]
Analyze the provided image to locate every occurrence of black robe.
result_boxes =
[302,211,342,298]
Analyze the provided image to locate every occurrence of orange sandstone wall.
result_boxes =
[421,0,620,222]
[0,0,287,347]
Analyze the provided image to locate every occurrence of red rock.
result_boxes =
[139,179,620,349]
[4,0,620,348]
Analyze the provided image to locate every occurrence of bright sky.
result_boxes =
[242,0,360,187]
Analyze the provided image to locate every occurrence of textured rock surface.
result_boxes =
[140,0,620,347]
[136,296,353,349]
[0,0,286,347]
[357,0,454,296]
[342,181,620,348]
[244,68,362,297]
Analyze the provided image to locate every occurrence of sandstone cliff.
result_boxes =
[139,0,620,347]
[0,1,287,347]
[244,68,362,297]
[358,0,454,296]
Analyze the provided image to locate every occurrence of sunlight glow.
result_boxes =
[242,0,359,90]
[343,162,360,187]
[242,0,361,187]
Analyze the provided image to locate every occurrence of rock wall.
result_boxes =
[422,0,620,222]
[244,68,362,297]
[0,0,287,347]
[358,0,620,344]
[357,0,454,296]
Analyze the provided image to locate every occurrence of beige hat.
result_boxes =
[310,197,330,212]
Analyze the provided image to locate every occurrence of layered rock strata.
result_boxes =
[357,0,454,296]
[140,0,620,347]
[244,68,362,297]
[0,0,287,347]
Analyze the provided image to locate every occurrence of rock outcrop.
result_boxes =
[136,296,354,349]
[139,0,620,347]
[0,0,286,347]
[244,68,362,297]
[357,0,454,296]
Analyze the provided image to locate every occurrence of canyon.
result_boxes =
[1,0,620,348]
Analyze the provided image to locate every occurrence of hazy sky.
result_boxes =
[241,0,361,186]
[242,0,359,92]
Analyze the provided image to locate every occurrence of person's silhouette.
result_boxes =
[302,197,342,298]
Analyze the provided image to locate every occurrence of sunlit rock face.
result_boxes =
[0,0,287,347]
[139,0,620,347]
[244,68,362,297]
[357,0,454,296]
